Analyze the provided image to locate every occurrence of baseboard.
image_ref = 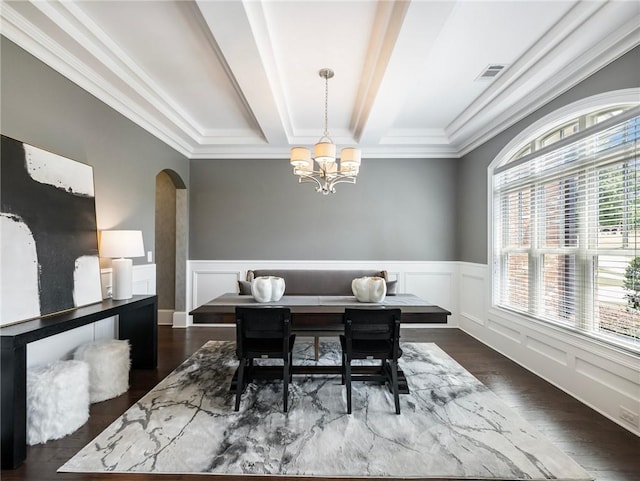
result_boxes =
[173,311,188,328]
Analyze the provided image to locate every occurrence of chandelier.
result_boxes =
[290,68,362,195]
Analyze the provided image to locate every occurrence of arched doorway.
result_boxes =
[155,169,187,326]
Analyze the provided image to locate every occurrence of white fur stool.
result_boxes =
[74,339,130,403]
[26,360,90,445]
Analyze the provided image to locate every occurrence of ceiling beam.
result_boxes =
[356,0,457,147]
[196,0,289,148]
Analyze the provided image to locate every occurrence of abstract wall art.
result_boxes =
[1,135,102,326]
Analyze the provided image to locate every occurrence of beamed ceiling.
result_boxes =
[1,0,639,160]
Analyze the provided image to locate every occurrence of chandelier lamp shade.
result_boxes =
[290,68,362,195]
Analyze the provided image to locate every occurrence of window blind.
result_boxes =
[493,109,639,350]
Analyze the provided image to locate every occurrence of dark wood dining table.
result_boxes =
[189,293,451,394]
[190,293,451,326]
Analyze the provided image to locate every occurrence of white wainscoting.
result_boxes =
[27,264,156,367]
[100,263,157,300]
[458,262,640,437]
[183,260,459,329]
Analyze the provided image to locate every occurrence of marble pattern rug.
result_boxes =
[60,340,592,480]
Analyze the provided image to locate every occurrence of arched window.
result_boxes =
[489,90,640,352]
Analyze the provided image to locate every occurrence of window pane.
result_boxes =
[541,130,561,148]
[592,108,627,125]
[596,159,639,249]
[542,254,577,325]
[502,189,532,247]
[595,255,640,344]
[540,122,579,148]
[514,145,532,160]
[541,177,580,248]
[504,253,529,311]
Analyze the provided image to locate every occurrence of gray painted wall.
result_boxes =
[457,45,640,264]
[1,38,189,265]
[4,34,636,267]
[190,157,457,260]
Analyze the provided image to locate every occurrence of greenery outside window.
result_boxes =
[492,103,640,352]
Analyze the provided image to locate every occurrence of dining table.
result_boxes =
[190,293,450,325]
[189,293,451,394]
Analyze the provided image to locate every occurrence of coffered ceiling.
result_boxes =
[1,1,638,159]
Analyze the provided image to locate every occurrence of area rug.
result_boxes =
[60,340,592,480]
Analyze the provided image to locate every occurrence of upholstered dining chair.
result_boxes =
[235,307,295,412]
[340,308,402,414]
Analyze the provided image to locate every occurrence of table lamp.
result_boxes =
[100,230,145,300]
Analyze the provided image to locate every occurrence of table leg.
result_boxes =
[118,299,157,369]
[1,345,27,469]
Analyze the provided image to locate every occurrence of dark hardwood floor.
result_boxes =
[2,326,638,481]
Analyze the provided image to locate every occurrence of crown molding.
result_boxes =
[188,144,459,160]
[2,0,637,161]
[450,2,640,157]
[0,1,197,157]
[1,1,269,158]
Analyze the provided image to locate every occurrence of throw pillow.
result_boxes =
[386,280,397,295]
[238,280,252,295]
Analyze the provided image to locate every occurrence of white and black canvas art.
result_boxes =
[1,135,102,326]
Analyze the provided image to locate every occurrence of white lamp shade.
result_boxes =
[314,141,336,165]
[340,147,361,166]
[100,230,145,258]
[290,147,311,167]
[340,147,361,174]
[290,147,313,175]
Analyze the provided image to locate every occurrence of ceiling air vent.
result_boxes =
[477,64,507,80]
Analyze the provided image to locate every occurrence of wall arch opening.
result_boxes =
[155,169,187,326]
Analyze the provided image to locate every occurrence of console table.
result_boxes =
[1,295,157,469]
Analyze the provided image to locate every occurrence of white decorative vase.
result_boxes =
[352,276,387,303]
[251,276,285,303]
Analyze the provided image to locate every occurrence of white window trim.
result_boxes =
[487,88,640,351]
[490,89,640,171]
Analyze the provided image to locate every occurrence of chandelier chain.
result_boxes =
[323,72,329,138]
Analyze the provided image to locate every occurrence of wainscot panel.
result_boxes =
[185,260,459,329]
[458,262,640,436]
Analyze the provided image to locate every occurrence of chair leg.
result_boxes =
[341,351,345,385]
[314,336,319,361]
[289,351,294,381]
[283,359,290,413]
[235,358,246,411]
[389,359,400,415]
[345,356,352,414]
